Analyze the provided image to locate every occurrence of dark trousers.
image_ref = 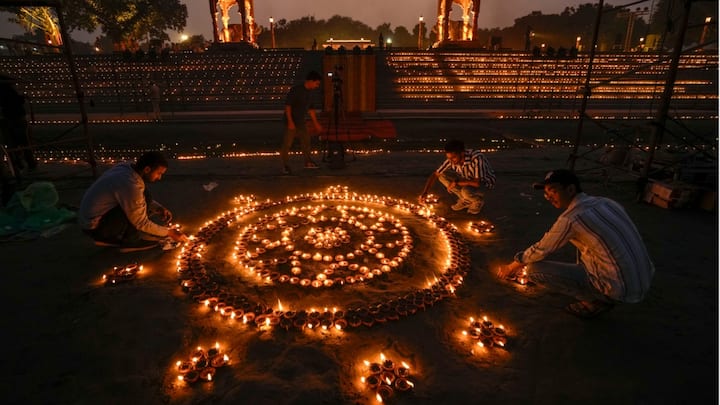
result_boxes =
[84,205,138,244]
[280,126,313,166]
[84,190,152,244]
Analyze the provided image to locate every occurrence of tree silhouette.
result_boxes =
[56,0,187,50]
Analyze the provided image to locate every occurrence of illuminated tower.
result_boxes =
[209,0,256,44]
[437,0,480,43]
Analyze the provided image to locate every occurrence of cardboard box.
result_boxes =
[643,181,697,209]
[646,181,677,201]
[646,194,674,209]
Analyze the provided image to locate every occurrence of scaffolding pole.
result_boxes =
[3,0,97,178]
[568,0,605,171]
[640,0,693,180]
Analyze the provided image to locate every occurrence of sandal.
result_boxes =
[564,300,615,319]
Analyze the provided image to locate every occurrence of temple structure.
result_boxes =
[208,0,256,44]
[437,0,481,43]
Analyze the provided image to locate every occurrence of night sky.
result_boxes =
[0,0,583,42]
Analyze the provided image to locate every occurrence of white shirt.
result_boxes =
[436,149,496,189]
[515,193,655,303]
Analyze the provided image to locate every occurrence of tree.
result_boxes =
[375,22,392,43]
[58,0,187,50]
[270,15,376,49]
[5,6,62,46]
[1,6,62,45]
[186,34,207,52]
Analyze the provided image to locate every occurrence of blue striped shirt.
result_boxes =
[515,193,655,303]
[436,149,496,189]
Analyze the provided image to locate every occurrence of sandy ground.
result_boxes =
[1,127,718,404]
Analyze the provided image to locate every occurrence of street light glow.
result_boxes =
[269,17,276,49]
[180,34,189,42]
[418,16,424,49]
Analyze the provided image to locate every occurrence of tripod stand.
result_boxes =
[322,65,354,168]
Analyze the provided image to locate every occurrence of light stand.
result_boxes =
[322,65,353,168]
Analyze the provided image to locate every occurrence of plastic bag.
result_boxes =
[0,181,75,237]
[19,181,59,212]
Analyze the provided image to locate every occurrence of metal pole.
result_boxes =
[418,17,423,49]
[270,17,276,49]
[699,17,711,46]
[568,0,604,170]
[640,0,692,179]
[55,4,97,176]
[624,12,634,51]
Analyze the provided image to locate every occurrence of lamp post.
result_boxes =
[621,7,649,51]
[418,16,424,49]
[638,37,644,52]
[699,17,711,47]
[575,36,581,51]
[530,30,535,49]
[269,17,276,49]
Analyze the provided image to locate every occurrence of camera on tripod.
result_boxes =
[323,64,346,169]
[327,64,343,90]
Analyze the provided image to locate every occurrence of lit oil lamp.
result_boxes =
[176,360,192,374]
[469,220,495,234]
[175,342,229,386]
[178,186,470,333]
[361,353,414,403]
[503,265,530,285]
[376,384,394,402]
[463,316,510,352]
[102,262,143,285]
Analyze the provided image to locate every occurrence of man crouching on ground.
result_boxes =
[419,139,496,214]
[79,151,188,252]
[497,169,655,319]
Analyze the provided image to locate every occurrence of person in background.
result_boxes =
[497,169,655,319]
[149,81,161,122]
[0,73,37,174]
[419,139,495,214]
[279,70,323,174]
[78,151,187,252]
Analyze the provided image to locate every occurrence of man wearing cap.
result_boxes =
[79,151,188,252]
[419,139,495,215]
[497,169,654,319]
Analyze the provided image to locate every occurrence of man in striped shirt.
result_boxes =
[419,139,496,215]
[497,169,655,319]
